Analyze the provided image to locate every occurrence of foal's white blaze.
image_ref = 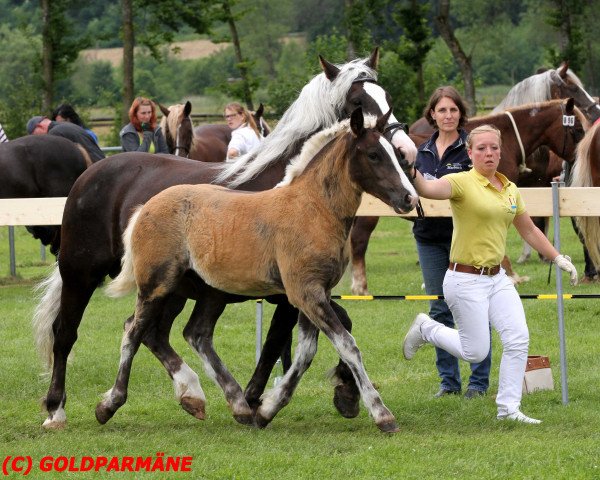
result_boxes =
[363,82,418,163]
[379,136,418,202]
[172,364,206,402]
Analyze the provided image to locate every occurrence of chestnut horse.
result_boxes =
[101,108,417,432]
[350,98,587,295]
[159,101,270,161]
[33,49,418,429]
[0,135,94,255]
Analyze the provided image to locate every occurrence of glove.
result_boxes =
[554,254,578,286]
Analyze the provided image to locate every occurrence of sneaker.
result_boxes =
[464,389,485,400]
[434,388,460,398]
[497,410,541,424]
[402,313,429,360]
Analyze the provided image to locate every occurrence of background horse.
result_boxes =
[570,121,600,276]
[350,98,587,295]
[100,108,416,432]
[0,135,94,255]
[159,101,270,161]
[33,49,418,429]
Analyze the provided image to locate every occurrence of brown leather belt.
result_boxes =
[449,262,501,276]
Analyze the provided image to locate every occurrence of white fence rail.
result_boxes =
[2,187,600,226]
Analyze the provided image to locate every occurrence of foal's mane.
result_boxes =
[160,104,197,151]
[215,57,377,187]
[493,67,583,112]
[275,115,378,187]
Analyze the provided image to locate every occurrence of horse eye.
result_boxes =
[367,152,379,161]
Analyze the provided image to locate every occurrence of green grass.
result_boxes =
[1,221,599,479]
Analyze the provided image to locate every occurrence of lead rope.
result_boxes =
[504,111,531,173]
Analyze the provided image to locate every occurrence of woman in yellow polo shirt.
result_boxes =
[402,124,578,424]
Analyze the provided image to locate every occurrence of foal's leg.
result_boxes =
[258,296,398,433]
[183,292,254,426]
[350,216,379,295]
[140,294,206,420]
[244,300,297,410]
[329,302,360,419]
[95,297,188,424]
[255,313,320,429]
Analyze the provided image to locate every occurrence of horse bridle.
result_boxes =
[559,102,582,161]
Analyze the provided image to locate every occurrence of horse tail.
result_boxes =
[572,122,600,269]
[105,207,143,298]
[75,143,93,168]
[32,263,63,371]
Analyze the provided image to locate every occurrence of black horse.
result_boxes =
[0,135,95,254]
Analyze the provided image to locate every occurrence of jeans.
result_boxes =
[422,269,529,415]
[416,240,491,392]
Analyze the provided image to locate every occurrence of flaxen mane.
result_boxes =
[276,115,378,187]
[571,121,600,268]
[215,58,377,187]
[493,67,583,112]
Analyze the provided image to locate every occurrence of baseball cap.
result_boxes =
[26,116,45,134]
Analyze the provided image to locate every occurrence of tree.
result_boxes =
[544,0,585,71]
[392,0,433,104]
[122,0,134,125]
[40,0,89,113]
[435,0,476,115]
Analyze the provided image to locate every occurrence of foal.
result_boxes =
[101,108,417,433]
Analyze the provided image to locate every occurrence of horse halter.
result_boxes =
[559,102,581,161]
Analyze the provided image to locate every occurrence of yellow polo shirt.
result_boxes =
[445,169,525,268]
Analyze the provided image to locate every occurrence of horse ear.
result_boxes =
[255,103,264,117]
[558,62,569,79]
[350,107,365,137]
[566,97,575,113]
[158,103,170,117]
[319,55,340,81]
[184,101,192,117]
[366,47,379,70]
[376,109,392,133]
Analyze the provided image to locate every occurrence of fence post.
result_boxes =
[8,226,16,277]
[552,181,568,405]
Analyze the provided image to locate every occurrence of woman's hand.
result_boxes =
[554,254,578,286]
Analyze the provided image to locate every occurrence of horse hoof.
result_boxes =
[95,403,115,425]
[254,412,271,429]
[233,413,255,427]
[180,397,206,420]
[377,420,400,433]
[333,384,360,418]
[42,418,66,430]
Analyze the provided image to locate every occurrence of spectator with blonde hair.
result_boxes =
[224,102,262,161]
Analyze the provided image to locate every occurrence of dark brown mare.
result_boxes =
[33,49,419,429]
[0,135,94,255]
[101,108,417,432]
[159,101,270,161]
[350,98,587,295]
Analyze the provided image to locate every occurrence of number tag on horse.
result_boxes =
[562,115,575,127]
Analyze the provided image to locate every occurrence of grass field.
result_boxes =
[1,219,599,479]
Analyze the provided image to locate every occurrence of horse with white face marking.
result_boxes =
[101,108,417,433]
